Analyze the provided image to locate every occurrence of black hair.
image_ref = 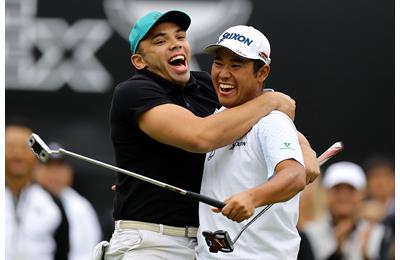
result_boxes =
[253,59,266,75]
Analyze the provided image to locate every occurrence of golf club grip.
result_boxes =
[186,191,225,209]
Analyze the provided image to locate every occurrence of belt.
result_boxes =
[115,220,198,238]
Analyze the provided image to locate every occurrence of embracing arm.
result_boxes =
[139,91,295,153]
[214,159,306,222]
[298,131,320,184]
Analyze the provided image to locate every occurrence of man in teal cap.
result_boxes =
[102,10,318,259]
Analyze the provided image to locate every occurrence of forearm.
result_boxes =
[139,92,294,153]
[195,93,280,152]
[251,162,306,207]
[217,161,306,222]
[297,131,320,184]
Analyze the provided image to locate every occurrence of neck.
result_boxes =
[331,213,356,226]
[246,87,264,104]
[6,174,32,197]
[377,194,394,204]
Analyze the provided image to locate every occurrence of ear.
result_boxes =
[257,64,270,84]
[131,54,147,70]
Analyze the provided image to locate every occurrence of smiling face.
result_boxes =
[131,22,191,86]
[5,126,37,180]
[35,161,73,196]
[366,166,395,203]
[211,48,269,108]
[327,183,364,220]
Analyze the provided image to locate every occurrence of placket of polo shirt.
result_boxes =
[180,78,199,108]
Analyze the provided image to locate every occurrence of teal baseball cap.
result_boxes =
[129,10,191,53]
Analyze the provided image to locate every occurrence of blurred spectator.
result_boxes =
[298,178,327,229]
[303,161,385,260]
[363,155,394,218]
[5,124,69,260]
[297,229,316,260]
[361,155,395,260]
[34,142,102,260]
[297,179,326,260]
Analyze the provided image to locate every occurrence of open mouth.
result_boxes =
[219,83,235,93]
[168,55,186,67]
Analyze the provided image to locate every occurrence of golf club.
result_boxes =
[202,141,344,253]
[27,133,225,209]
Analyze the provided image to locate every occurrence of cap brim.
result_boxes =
[204,43,271,65]
[324,181,358,190]
[203,44,223,54]
[203,43,259,60]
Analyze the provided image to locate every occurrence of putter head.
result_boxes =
[27,133,54,163]
[202,230,234,253]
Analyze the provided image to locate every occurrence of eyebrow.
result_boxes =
[231,57,245,63]
[151,32,166,40]
[151,28,186,41]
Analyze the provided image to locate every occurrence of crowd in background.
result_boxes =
[5,124,102,260]
[297,155,395,260]
[5,122,395,260]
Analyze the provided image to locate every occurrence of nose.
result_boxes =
[169,38,182,51]
[218,65,231,80]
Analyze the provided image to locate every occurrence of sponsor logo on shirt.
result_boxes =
[207,150,216,161]
[229,141,247,150]
[207,137,248,161]
[280,142,295,151]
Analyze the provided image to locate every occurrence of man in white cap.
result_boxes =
[196,25,307,259]
[304,161,385,260]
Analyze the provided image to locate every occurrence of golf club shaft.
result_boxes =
[59,149,225,209]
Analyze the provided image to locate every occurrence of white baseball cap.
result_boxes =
[322,161,367,191]
[204,25,271,65]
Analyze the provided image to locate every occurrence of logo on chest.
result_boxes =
[207,150,216,161]
[207,137,248,161]
[228,140,247,150]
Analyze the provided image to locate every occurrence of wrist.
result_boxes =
[261,92,278,111]
[250,187,266,208]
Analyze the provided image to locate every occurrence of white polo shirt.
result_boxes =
[196,110,304,260]
[5,184,62,260]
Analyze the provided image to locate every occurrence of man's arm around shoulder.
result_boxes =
[139,91,295,153]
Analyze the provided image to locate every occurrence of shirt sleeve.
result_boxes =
[255,111,304,178]
[112,79,172,126]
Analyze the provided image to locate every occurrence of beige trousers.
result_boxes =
[102,228,197,260]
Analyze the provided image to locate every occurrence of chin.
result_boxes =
[173,74,190,86]
[219,98,239,108]
[219,101,235,108]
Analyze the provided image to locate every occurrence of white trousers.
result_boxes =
[103,228,197,260]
